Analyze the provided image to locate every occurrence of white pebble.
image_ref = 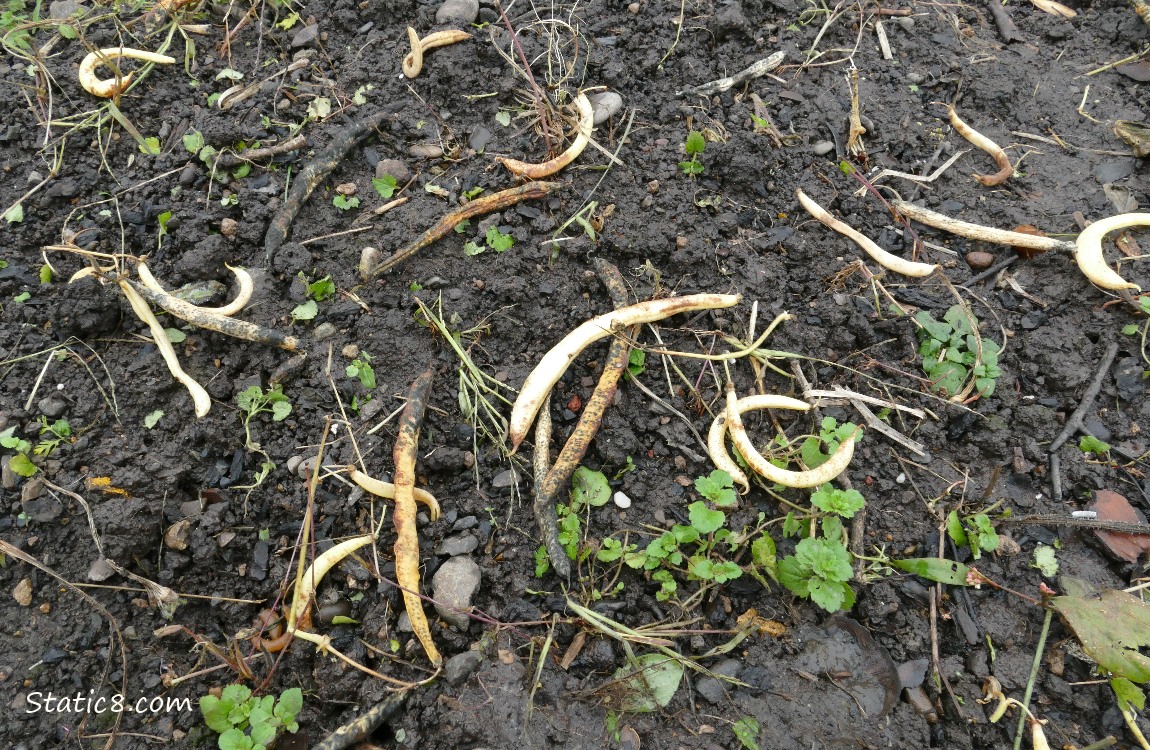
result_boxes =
[613,491,632,509]
[895,473,906,484]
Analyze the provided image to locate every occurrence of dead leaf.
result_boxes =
[1052,580,1150,683]
[1090,489,1150,563]
[1029,0,1076,17]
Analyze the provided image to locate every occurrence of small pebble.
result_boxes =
[589,91,624,126]
[13,578,33,607]
[812,140,836,156]
[613,491,632,509]
[965,251,994,270]
[408,143,444,159]
[219,217,238,239]
[628,2,639,12]
[375,158,410,184]
[335,182,357,196]
[436,0,479,24]
[359,247,382,281]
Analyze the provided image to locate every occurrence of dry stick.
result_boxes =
[961,256,1018,287]
[265,109,388,259]
[1048,341,1119,455]
[311,690,410,750]
[533,259,633,579]
[371,182,562,277]
[532,394,569,578]
[1047,342,1119,501]
[214,134,306,167]
[124,278,302,351]
[988,0,1022,42]
[393,367,441,666]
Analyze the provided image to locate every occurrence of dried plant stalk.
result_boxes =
[393,367,441,666]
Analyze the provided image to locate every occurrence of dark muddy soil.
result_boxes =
[2,0,1150,747]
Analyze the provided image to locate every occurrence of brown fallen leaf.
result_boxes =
[1030,0,1077,17]
[1090,489,1150,563]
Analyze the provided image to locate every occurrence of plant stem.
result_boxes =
[1013,608,1052,750]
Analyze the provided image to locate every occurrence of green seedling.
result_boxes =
[626,349,645,379]
[733,716,762,750]
[946,510,999,560]
[332,194,359,210]
[345,351,376,389]
[777,535,855,613]
[915,305,1001,399]
[678,130,706,176]
[233,386,290,506]
[800,416,861,469]
[810,484,865,518]
[290,301,317,321]
[464,226,516,256]
[371,174,398,199]
[199,684,302,750]
[0,425,37,477]
[34,417,71,457]
[299,273,335,302]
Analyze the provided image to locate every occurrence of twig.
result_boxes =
[311,690,410,750]
[987,0,1021,43]
[1048,342,1119,453]
[371,182,562,276]
[214,135,307,167]
[961,256,1017,287]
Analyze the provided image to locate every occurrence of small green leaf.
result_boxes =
[4,203,24,223]
[1124,323,1143,335]
[332,194,360,210]
[276,10,301,29]
[330,615,360,625]
[9,453,38,477]
[164,327,186,343]
[232,163,251,180]
[218,727,254,750]
[946,510,968,547]
[1032,544,1058,577]
[58,23,77,39]
[687,501,725,534]
[305,274,335,301]
[1113,677,1146,711]
[144,409,164,428]
[732,716,761,750]
[612,653,684,712]
[271,400,292,421]
[139,136,161,155]
[1052,583,1150,683]
[371,175,398,199]
[454,219,471,233]
[678,160,704,176]
[495,110,511,127]
[485,226,515,252]
[463,240,485,256]
[1078,435,1111,455]
[685,130,706,155]
[891,557,974,586]
[291,300,318,321]
[39,265,53,284]
[572,466,611,509]
[182,129,204,154]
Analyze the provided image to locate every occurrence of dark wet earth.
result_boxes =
[2,0,1150,747]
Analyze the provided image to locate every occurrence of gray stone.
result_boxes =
[49,0,81,19]
[436,0,479,25]
[694,658,742,704]
[444,650,482,686]
[397,611,413,632]
[37,396,67,418]
[312,322,337,340]
[408,143,444,159]
[452,515,478,531]
[491,469,515,488]
[469,125,492,152]
[431,556,481,628]
[589,91,623,126]
[375,158,410,184]
[88,558,117,582]
[291,24,320,48]
[1,456,18,490]
[436,533,479,557]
